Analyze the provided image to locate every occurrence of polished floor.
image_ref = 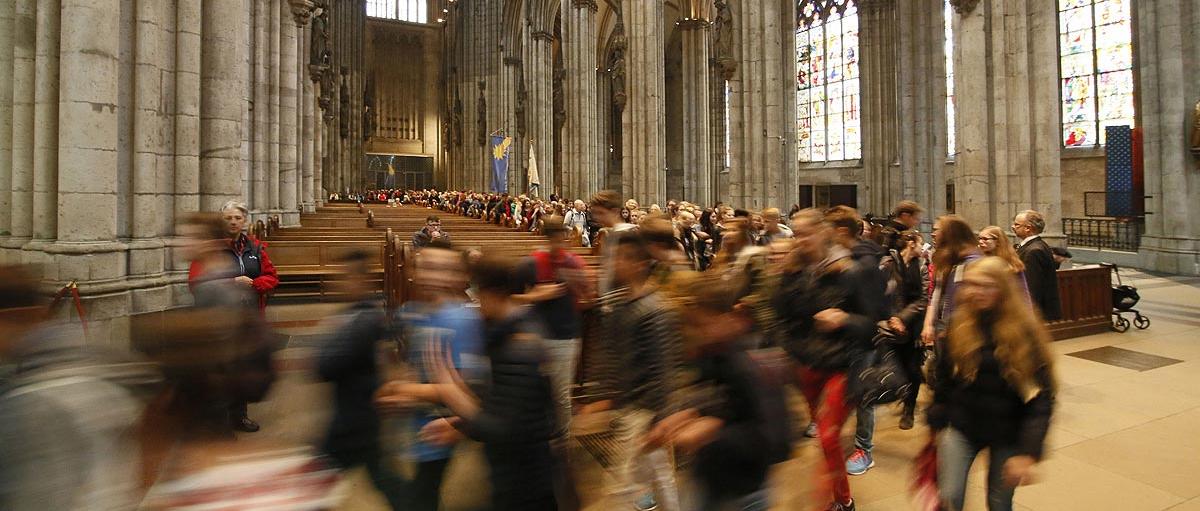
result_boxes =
[252,266,1200,511]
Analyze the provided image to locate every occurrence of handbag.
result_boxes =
[852,327,914,406]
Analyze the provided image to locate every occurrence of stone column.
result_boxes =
[279,1,299,225]
[269,0,282,212]
[30,0,59,248]
[1137,0,1200,275]
[951,0,1061,232]
[199,0,245,212]
[622,0,667,205]
[860,0,898,215]
[680,18,712,206]
[7,0,35,250]
[726,0,790,210]
[252,0,270,212]
[563,0,599,201]
[895,0,950,218]
[0,1,13,253]
[174,0,201,220]
[129,0,170,282]
[528,30,555,196]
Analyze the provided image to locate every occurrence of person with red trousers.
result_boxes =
[186,200,279,432]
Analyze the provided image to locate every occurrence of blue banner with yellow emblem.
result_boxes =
[491,135,512,193]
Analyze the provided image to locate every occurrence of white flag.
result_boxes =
[527,141,541,194]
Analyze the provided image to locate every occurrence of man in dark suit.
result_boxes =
[1013,210,1062,321]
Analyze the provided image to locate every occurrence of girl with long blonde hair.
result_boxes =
[927,256,1057,511]
[978,225,1032,301]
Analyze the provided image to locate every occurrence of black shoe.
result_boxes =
[899,408,915,430]
[826,499,855,511]
[233,416,260,433]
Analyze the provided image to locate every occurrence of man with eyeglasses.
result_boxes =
[1012,210,1062,321]
[413,215,451,248]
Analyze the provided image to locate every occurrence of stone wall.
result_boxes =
[0,0,328,345]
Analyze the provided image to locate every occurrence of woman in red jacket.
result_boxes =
[186,200,279,432]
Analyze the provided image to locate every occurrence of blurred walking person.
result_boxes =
[581,234,684,511]
[316,251,405,509]
[646,274,792,511]
[0,267,158,511]
[772,209,876,511]
[928,257,1057,511]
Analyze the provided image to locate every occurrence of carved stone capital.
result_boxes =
[676,18,711,30]
[531,30,555,42]
[572,0,598,11]
[948,0,982,15]
[308,63,329,83]
[503,57,523,67]
[288,0,316,26]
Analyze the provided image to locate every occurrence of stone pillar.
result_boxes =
[621,0,667,205]
[174,0,201,220]
[30,0,59,248]
[563,0,599,201]
[129,0,170,283]
[1137,0,1200,275]
[7,0,35,250]
[951,0,1061,232]
[680,19,712,206]
[895,0,950,219]
[252,0,270,212]
[0,1,12,250]
[727,0,791,210]
[199,0,245,212]
[269,0,282,212]
[860,0,899,215]
[528,30,555,196]
[279,1,299,225]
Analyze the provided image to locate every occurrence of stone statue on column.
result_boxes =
[309,2,330,76]
[364,74,376,141]
[1191,100,1200,158]
[453,92,464,147]
[339,67,350,139]
[713,0,737,80]
[553,68,566,128]
[609,17,628,113]
[476,81,488,147]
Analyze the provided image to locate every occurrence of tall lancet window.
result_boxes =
[944,0,955,158]
[1058,0,1135,147]
[367,0,428,23]
[796,0,861,163]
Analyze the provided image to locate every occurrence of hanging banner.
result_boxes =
[528,140,541,196]
[491,135,512,193]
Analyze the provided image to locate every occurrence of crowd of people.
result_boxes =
[0,188,1067,511]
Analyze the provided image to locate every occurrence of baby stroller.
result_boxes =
[1104,263,1149,332]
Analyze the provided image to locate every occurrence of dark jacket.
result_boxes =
[771,247,876,371]
[850,239,889,321]
[1017,237,1062,321]
[690,345,791,501]
[458,309,557,510]
[594,287,683,413]
[317,301,388,463]
[412,227,451,248]
[926,314,1055,459]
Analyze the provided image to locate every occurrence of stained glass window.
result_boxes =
[367,0,428,23]
[796,1,860,162]
[1058,0,1134,147]
[944,0,955,157]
